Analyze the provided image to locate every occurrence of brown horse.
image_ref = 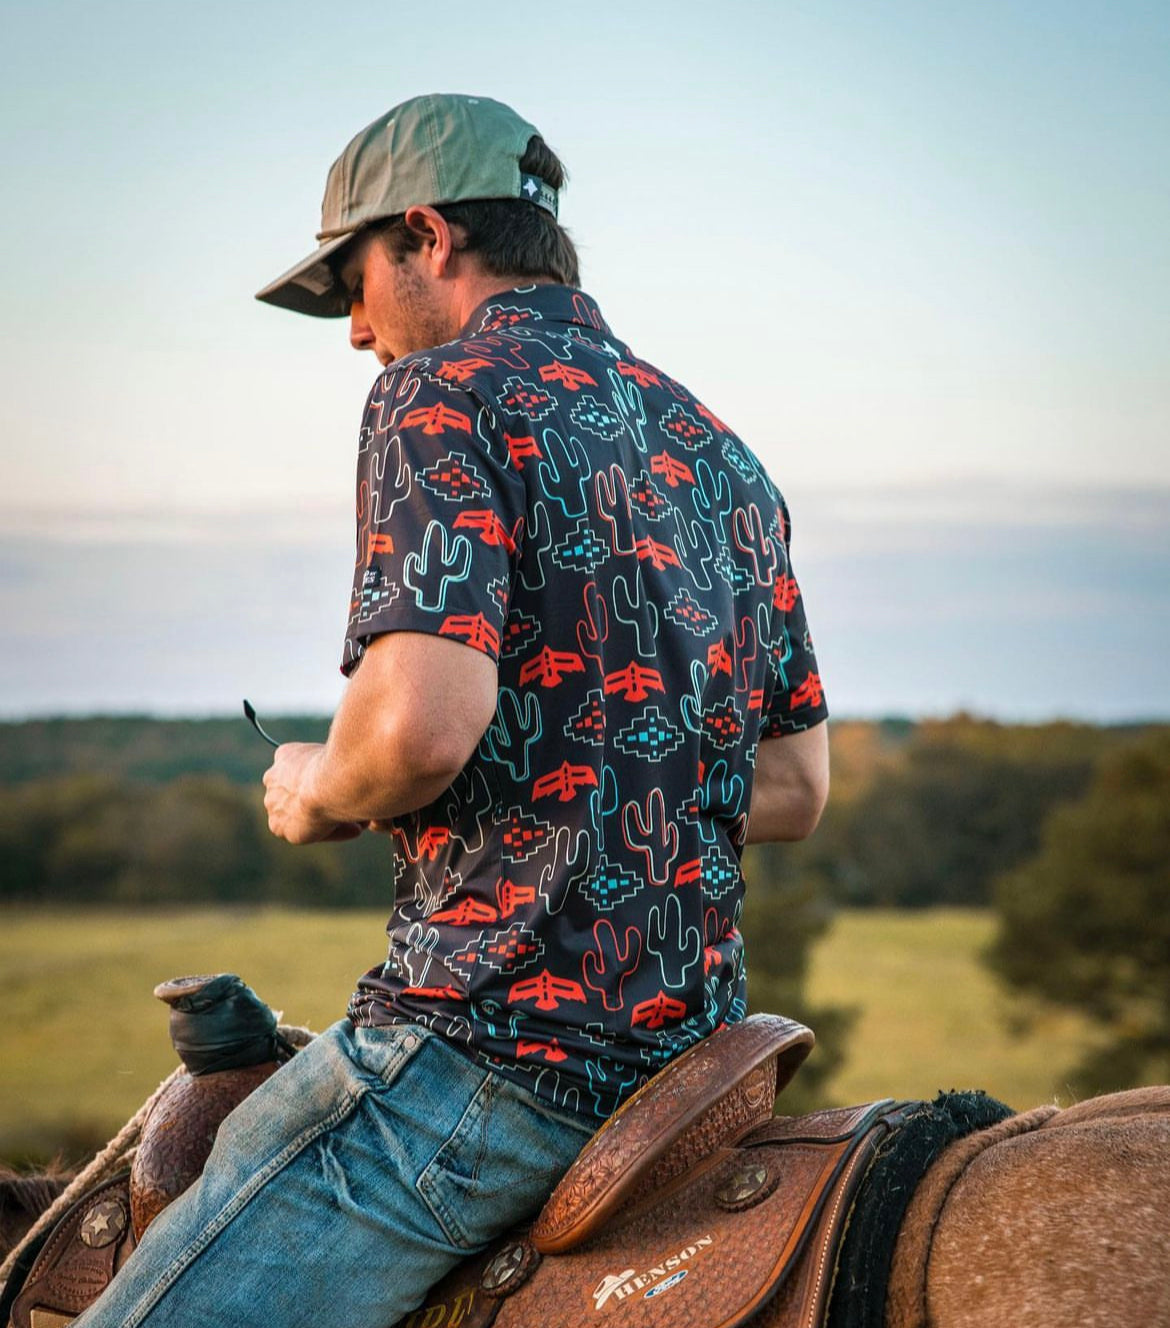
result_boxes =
[881,1084,1170,1328]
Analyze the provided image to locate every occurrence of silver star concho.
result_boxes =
[81,1199,127,1249]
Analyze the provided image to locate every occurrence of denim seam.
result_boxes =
[415,1070,493,1249]
[119,1088,361,1328]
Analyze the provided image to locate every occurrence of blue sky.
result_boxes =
[1,1,1167,719]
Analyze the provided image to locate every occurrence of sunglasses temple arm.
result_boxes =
[242,699,281,749]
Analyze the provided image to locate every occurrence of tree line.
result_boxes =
[1,714,1143,911]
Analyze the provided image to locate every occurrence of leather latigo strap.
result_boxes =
[532,1014,815,1255]
[410,1100,913,1328]
[10,1175,137,1328]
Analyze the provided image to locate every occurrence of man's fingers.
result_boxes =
[325,822,365,842]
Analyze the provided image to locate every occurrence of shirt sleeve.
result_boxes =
[341,365,526,676]
[761,497,829,737]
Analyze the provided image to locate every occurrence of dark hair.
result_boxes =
[376,135,579,286]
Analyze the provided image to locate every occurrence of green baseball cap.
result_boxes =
[256,93,559,318]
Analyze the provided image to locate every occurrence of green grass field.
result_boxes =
[0,906,1100,1164]
[805,908,1099,1109]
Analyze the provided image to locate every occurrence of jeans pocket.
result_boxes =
[416,1069,494,1250]
[417,1070,592,1252]
[348,1022,430,1085]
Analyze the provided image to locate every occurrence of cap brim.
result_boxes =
[254,232,358,318]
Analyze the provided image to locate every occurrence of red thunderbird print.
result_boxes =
[649,451,694,488]
[496,877,537,918]
[790,673,824,710]
[505,433,542,469]
[539,362,597,390]
[509,969,588,1011]
[365,532,394,562]
[533,761,599,802]
[439,614,501,655]
[520,647,586,688]
[416,826,451,860]
[437,356,494,383]
[430,897,498,926]
[453,509,519,553]
[631,991,688,1030]
[617,361,661,388]
[401,402,472,436]
[773,576,800,612]
[604,661,665,702]
[634,536,681,571]
[707,641,733,676]
[517,1038,569,1062]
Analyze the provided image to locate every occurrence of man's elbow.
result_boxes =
[391,718,480,801]
[787,767,830,841]
[390,690,494,800]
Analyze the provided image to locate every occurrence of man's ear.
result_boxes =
[402,204,455,277]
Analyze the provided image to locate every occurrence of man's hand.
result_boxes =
[263,742,364,844]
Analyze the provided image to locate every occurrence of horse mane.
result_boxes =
[0,1162,74,1258]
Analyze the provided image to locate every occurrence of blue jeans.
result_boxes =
[73,1020,594,1328]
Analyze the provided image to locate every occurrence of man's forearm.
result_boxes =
[302,721,463,825]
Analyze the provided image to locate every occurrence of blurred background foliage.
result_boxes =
[1,714,1167,1141]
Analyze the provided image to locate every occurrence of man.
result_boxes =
[75,93,828,1327]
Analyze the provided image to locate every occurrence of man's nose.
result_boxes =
[349,302,375,352]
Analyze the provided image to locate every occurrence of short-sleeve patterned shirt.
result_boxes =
[343,284,827,1122]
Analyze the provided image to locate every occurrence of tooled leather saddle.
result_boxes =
[7,976,917,1328]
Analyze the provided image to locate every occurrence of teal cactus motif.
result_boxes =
[482,687,543,782]
[612,570,660,659]
[402,519,473,611]
[647,893,703,990]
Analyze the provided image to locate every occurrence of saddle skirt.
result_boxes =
[408,1098,914,1328]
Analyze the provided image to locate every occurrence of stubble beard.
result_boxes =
[391,260,458,359]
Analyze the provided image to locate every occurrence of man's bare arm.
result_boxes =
[745,722,830,844]
[263,631,497,844]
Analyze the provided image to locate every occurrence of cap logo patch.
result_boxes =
[520,173,559,218]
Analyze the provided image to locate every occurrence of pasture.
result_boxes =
[0,906,1098,1165]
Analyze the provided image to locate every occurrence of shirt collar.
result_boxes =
[463,284,615,340]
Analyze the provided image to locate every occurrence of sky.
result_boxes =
[1,0,1167,720]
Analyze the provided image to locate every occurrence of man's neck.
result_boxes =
[452,272,560,333]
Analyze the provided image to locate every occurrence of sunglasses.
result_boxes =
[242,698,283,749]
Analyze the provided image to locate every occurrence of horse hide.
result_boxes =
[886,1088,1170,1328]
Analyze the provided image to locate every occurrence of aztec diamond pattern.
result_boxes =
[614,705,686,762]
[581,854,644,912]
[552,518,610,573]
[342,285,826,1123]
[500,807,554,863]
[665,587,718,636]
[659,402,713,451]
[628,472,672,520]
[564,689,606,745]
[417,451,488,502]
[570,394,625,441]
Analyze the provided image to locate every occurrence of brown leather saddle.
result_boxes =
[8,976,911,1328]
